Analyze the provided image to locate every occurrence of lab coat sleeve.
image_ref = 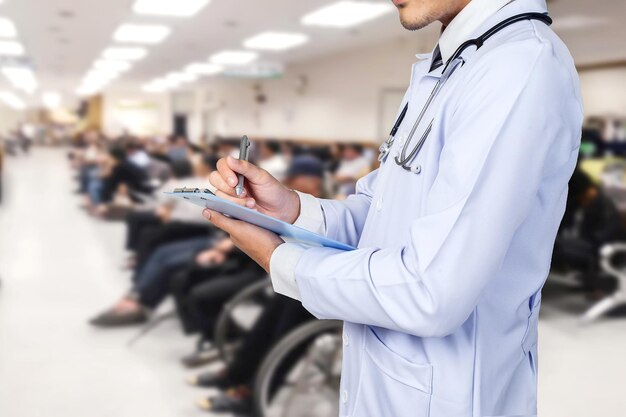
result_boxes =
[268,182,375,300]
[318,169,378,247]
[292,191,326,234]
[294,42,582,337]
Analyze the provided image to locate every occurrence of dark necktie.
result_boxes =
[429,44,444,72]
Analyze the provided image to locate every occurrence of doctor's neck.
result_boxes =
[392,0,471,30]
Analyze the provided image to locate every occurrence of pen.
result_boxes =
[235,135,250,196]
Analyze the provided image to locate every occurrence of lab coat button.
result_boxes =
[343,333,349,347]
[341,390,348,403]
[376,197,383,212]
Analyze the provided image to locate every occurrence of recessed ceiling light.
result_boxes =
[93,59,132,72]
[142,83,167,93]
[209,50,258,66]
[84,69,119,83]
[0,40,24,56]
[166,71,197,83]
[0,91,26,110]
[102,47,147,61]
[42,92,61,109]
[1,67,37,93]
[184,62,223,75]
[76,85,102,96]
[0,17,17,38]
[113,24,171,44]
[243,32,309,51]
[301,1,393,28]
[133,0,210,17]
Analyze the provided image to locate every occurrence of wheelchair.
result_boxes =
[213,278,275,364]
[253,319,343,417]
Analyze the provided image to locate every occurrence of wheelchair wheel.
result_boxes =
[253,320,343,417]
[213,279,274,364]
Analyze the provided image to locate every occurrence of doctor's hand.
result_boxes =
[209,156,301,224]
[202,208,284,273]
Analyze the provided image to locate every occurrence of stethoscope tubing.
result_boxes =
[383,12,553,172]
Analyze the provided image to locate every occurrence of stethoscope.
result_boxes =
[378,12,553,173]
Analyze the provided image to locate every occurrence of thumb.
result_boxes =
[226,156,270,184]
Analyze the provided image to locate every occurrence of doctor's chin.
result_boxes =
[0,1,625,417]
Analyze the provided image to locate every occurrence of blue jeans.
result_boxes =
[134,237,211,308]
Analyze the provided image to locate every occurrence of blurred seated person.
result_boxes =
[256,140,288,181]
[86,145,152,215]
[553,164,624,298]
[167,135,191,163]
[89,235,226,327]
[333,143,371,197]
[127,155,217,269]
[75,130,103,194]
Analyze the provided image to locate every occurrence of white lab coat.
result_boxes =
[277,0,583,416]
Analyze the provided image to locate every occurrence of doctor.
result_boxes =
[204,0,583,415]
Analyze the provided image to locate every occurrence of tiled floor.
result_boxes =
[0,148,625,417]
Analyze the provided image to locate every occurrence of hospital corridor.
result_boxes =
[2,0,626,416]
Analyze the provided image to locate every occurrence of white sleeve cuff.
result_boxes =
[269,242,307,301]
[293,191,326,234]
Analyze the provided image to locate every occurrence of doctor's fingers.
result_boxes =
[215,158,240,188]
[209,170,241,197]
[216,189,257,210]
[203,208,247,236]
[225,156,273,185]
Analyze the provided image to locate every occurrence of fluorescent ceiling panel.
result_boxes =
[93,59,131,72]
[42,92,61,109]
[113,24,171,44]
[0,91,26,109]
[142,83,167,93]
[243,32,309,51]
[301,1,394,28]
[133,0,210,17]
[184,62,223,75]
[0,17,17,38]
[166,71,197,83]
[2,67,37,93]
[210,50,258,66]
[102,47,147,61]
[84,69,118,84]
[0,40,24,56]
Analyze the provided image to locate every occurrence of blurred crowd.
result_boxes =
[66,131,375,415]
[1,115,621,415]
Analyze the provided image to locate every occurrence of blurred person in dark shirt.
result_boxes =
[555,165,623,297]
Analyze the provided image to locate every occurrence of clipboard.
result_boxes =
[166,188,355,251]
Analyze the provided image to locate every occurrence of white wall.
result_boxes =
[102,89,172,138]
[203,36,431,144]
[100,37,626,143]
[0,105,25,136]
[579,67,626,117]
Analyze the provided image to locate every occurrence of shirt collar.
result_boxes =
[438,0,514,63]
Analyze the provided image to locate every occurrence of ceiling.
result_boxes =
[0,0,624,97]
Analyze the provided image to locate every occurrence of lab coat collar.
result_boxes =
[439,0,514,63]
[414,0,547,80]
[466,0,548,48]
